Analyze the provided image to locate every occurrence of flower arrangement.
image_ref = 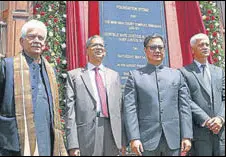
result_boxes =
[200,1,225,69]
[32,1,67,122]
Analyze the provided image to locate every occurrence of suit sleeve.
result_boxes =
[64,71,79,150]
[179,69,210,126]
[116,73,127,147]
[123,71,140,142]
[0,58,5,105]
[217,69,225,120]
[178,72,193,139]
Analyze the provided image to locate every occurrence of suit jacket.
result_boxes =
[179,62,225,148]
[0,58,4,104]
[123,64,193,151]
[64,65,125,155]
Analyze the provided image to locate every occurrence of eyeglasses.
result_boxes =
[89,43,105,48]
[26,34,45,41]
[147,45,164,51]
[198,43,209,47]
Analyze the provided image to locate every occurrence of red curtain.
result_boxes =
[66,1,87,70]
[88,1,100,37]
[175,1,212,66]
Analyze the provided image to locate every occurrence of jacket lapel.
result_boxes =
[103,67,112,97]
[209,64,216,95]
[190,62,211,97]
[81,68,96,102]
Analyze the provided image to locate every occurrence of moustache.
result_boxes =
[201,49,209,53]
[31,43,42,47]
[153,52,162,55]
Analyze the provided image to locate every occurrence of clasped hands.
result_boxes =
[205,116,224,134]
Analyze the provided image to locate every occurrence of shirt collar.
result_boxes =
[194,59,209,68]
[87,62,105,71]
[23,51,42,66]
[146,62,164,70]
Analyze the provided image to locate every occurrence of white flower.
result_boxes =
[62,73,67,78]
[61,43,66,49]
[51,52,55,56]
[202,15,206,20]
[218,56,221,60]
[49,32,53,37]
[206,28,210,31]
[212,2,216,7]
[209,35,213,39]
[62,60,67,65]
[217,45,221,48]
[36,15,40,19]
[48,20,52,24]
[213,9,216,13]
[63,14,67,18]
[48,8,52,12]
[200,4,203,8]
[50,63,55,67]
[62,27,66,32]
[215,22,219,27]
[217,33,220,38]
[213,42,216,46]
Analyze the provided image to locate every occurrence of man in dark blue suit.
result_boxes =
[123,34,193,156]
[0,20,67,156]
[179,33,225,156]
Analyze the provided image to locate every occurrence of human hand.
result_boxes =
[120,146,126,156]
[206,117,223,134]
[202,118,211,127]
[181,138,191,153]
[68,148,80,156]
[130,139,144,156]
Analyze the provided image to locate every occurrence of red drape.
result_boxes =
[175,1,212,66]
[88,1,100,37]
[66,1,87,70]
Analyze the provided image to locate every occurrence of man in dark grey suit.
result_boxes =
[179,33,225,156]
[123,34,193,156]
[64,35,126,156]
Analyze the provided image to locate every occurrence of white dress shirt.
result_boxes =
[194,59,211,81]
[87,62,106,116]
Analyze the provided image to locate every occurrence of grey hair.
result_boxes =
[144,33,164,47]
[190,33,209,47]
[21,19,47,40]
[86,35,104,48]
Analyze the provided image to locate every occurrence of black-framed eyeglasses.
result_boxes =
[89,43,105,48]
[147,45,164,51]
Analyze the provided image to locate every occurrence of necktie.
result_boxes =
[94,67,109,117]
[201,64,211,93]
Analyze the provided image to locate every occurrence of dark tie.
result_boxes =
[201,64,211,93]
[94,67,109,117]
